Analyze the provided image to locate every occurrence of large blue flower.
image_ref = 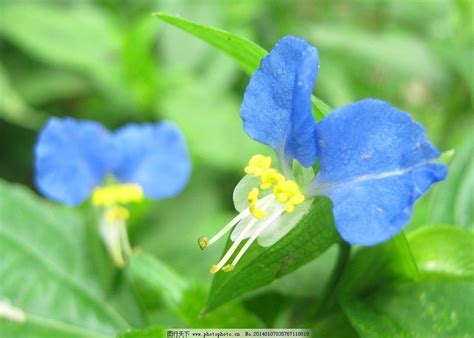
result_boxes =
[35,117,191,206]
[199,36,447,273]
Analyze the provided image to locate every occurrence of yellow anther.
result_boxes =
[247,187,267,219]
[105,206,130,221]
[222,264,235,272]
[210,265,219,274]
[277,193,289,202]
[260,168,284,190]
[285,203,295,213]
[249,206,267,219]
[248,187,259,202]
[243,154,306,216]
[244,154,272,177]
[92,184,144,206]
[198,237,208,250]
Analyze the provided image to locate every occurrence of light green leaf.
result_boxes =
[337,233,419,297]
[342,281,474,337]
[0,180,129,337]
[0,2,119,72]
[0,2,132,105]
[154,12,266,75]
[207,197,339,311]
[407,225,474,280]
[127,252,262,327]
[127,252,188,312]
[153,12,331,119]
[429,138,474,230]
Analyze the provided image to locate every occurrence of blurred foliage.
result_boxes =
[0,0,472,335]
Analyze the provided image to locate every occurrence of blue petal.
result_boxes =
[309,99,447,245]
[112,122,191,200]
[34,117,113,206]
[240,36,319,167]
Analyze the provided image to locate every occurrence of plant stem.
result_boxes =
[313,241,351,319]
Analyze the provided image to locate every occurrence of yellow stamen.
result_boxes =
[247,187,267,218]
[105,206,130,221]
[210,265,219,274]
[244,155,272,176]
[198,237,208,250]
[222,264,235,272]
[92,184,144,207]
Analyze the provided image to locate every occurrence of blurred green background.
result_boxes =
[0,0,472,328]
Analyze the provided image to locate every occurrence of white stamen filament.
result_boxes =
[207,210,249,246]
[118,220,132,258]
[231,206,284,268]
[212,197,274,272]
[207,194,274,246]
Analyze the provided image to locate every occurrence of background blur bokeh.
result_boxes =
[1,0,472,328]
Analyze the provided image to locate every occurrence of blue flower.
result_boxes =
[35,117,191,267]
[35,117,191,206]
[199,36,447,273]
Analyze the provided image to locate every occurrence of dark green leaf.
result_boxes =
[312,308,359,338]
[337,233,418,297]
[207,197,339,311]
[127,252,188,312]
[0,64,45,129]
[342,281,474,337]
[407,225,474,280]
[0,180,129,337]
[153,12,331,119]
[127,252,262,327]
[153,12,266,75]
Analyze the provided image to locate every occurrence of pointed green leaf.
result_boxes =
[127,252,262,327]
[153,12,331,119]
[341,281,474,337]
[407,225,474,280]
[337,232,419,297]
[206,197,339,311]
[0,180,129,337]
[153,12,266,75]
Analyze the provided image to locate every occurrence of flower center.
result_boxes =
[92,184,144,208]
[91,184,144,267]
[198,154,306,274]
[245,154,305,215]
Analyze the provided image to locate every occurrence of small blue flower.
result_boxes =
[35,117,191,206]
[199,36,447,273]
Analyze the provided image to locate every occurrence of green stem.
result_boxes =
[314,241,351,319]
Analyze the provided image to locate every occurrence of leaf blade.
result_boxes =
[207,197,339,311]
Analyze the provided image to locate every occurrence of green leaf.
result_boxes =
[0,2,119,72]
[0,180,129,337]
[407,225,474,280]
[207,197,339,311]
[153,12,267,75]
[312,308,359,338]
[0,2,132,105]
[127,252,188,312]
[118,326,165,338]
[153,12,331,119]
[127,252,262,327]
[337,233,419,297]
[0,64,45,129]
[342,281,474,337]
[429,138,474,230]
